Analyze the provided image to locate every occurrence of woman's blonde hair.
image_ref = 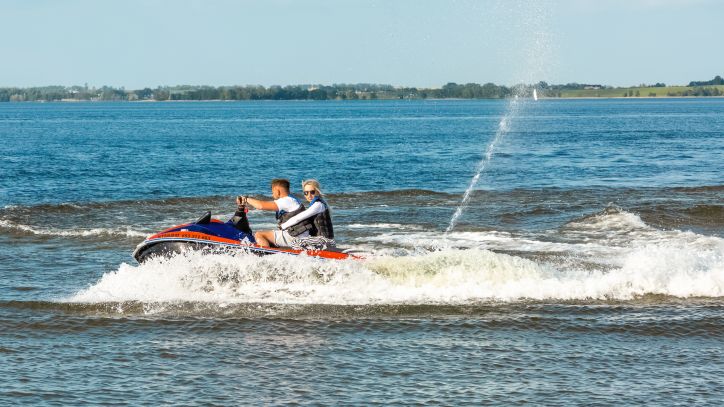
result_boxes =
[302,179,323,197]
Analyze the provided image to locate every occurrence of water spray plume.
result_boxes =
[446,1,552,234]
[446,97,524,233]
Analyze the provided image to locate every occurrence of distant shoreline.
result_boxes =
[7,95,724,103]
[4,78,722,102]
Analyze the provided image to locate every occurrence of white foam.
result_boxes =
[610,243,724,298]
[365,210,724,262]
[361,230,616,260]
[69,237,724,305]
[70,252,384,304]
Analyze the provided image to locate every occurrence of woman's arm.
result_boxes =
[281,201,325,230]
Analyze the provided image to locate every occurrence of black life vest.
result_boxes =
[308,196,334,239]
[275,196,305,227]
[284,196,334,239]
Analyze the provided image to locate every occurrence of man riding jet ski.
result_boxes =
[132,179,351,263]
[239,178,334,250]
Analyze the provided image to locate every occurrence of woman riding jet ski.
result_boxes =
[239,178,334,250]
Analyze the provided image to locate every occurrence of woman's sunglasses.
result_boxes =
[303,190,317,196]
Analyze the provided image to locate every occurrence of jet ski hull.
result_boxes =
[133,240,215,263]
[133,238,355,263]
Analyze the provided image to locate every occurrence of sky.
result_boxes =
[1,0,722,88]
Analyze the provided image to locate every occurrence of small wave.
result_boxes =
[0,191,447,216]
[556,208,724,259]
[3,187,721,234]
[2,184,721,211]
[359,228,623,265]
[563,205,649,230]
[0,219,147,238]
[347,223,423,230]
[638,204,724,230]
[6,299,724,335]
[0,196,229,216]
[684,204,724,218]
[669,185,724,193]
[636,204,724,221]
[334,189,453,199]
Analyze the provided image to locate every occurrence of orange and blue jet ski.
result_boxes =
[133,206,358,263]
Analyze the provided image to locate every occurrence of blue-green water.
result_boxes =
[1,99,723,405]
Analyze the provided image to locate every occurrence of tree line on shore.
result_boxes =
[1,76,722,102]
[0,83,517,102]
[688,75,723,87]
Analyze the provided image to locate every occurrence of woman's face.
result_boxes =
[303,184,317,202]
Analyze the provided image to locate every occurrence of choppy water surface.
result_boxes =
[1,100,723,405]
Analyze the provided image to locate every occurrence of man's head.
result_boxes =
[270,178,290,199]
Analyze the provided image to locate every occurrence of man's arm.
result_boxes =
[241,196,278,212]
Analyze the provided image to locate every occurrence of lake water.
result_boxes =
[1,99,723,405]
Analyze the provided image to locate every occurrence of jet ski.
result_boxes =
[133,206,359,263]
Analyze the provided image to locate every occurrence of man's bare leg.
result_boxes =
[255,230,275,247]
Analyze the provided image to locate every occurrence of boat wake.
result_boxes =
[69,210,724,307]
